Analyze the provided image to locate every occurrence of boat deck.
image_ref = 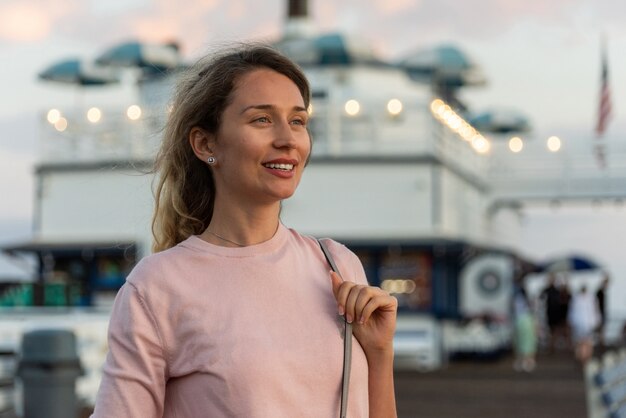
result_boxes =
[396,351,587,418]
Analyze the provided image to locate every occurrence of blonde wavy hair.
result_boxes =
[151,44,311,252]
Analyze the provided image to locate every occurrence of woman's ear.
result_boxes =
[189,127,216,164]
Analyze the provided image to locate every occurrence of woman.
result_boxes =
[568,285,599,363]
[512,286,537,372]
[91,44,398,417]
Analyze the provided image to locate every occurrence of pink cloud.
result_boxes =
[7,0,626,63]
[0,0,84,43]
[39,0,285,59]
[227,0,247,20]
[302,0,626,58]
[373,0,421,16]
[0,3,51,42]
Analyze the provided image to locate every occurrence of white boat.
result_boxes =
[3,0,622,410]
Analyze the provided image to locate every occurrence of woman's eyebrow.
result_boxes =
[240,104,307,114]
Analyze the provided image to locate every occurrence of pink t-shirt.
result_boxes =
[91,224,369,417]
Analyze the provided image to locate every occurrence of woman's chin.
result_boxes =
[274,190,297,202]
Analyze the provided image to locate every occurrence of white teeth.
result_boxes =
[264,163,294,171]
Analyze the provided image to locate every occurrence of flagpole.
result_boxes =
[594,33,612,169]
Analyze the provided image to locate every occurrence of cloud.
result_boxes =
[31,0,285,59]
[3,0,610,63]
[0,3,51,42]
[373,0,421,16]
[5,0,626,58]
[306,0,626,58]
[0,0,83,43]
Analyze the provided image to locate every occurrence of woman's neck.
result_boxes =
[200,200,281,247]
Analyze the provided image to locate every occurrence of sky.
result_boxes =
[0,0,625,320]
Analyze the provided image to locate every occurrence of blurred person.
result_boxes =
[568,285,600,363]
[596,273,610,347]
[512,285,537,372]
[556,280,572,349]
[91,44,398,417]
[541,273,568,352]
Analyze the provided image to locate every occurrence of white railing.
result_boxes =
[308,97,488,182]
[39,107,165,164]
[38,99,489,186]
[488,139,626,201]
[40,99,626,204]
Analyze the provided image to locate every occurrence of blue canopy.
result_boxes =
[38,58,118,86]
[398,44,486,88]
[95,41,182,78]
[469,110,531,134]
[537,255,600,273]
[274,32,384,67]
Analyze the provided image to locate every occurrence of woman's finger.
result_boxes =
[359,294,396,324]
[344,284,367,323]
[330,271,356,315]
[329,271,395,326]
[329,270,343,297]
[353,286,378,324]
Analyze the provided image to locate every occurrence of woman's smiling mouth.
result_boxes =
[263,162,294,171]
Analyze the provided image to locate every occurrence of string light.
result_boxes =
[509,137,523,153]
[54,117,68,132]
[387,99,403,116]
[126,105,142,120]
[87,107,102,123]
[344,99,360,116]
[430,98,489,152]
[47,109,61,124]
[547,136,561,152]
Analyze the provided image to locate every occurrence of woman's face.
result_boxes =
[210,68,311,206]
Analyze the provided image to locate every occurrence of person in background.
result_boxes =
[568,285,600,364]
[596,273,610,348]
[90,44,398,417]
[541,273,564,352]
[512,284,537,372]
[555,279,572,349]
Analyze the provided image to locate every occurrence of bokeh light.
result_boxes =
[509,136,523,153]
[87,107,102,123]
[387,98,403,116]
[126,105,142,120]
[344,99,360,116]
[54,117,68,132]
[47,109,61,124]
[547,136,561,152]
[471,135,490,154]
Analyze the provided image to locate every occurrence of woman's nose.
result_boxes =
[273,121,297,148]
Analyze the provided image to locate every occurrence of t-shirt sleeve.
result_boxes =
[91,282,168,418]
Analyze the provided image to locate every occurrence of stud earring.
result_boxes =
[207,156,216,165]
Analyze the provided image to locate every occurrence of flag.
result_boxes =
[594,38,611,168]
[596,40,612,136]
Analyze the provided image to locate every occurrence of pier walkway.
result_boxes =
[396,351,586,418]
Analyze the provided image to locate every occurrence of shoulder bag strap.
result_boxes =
[318,238,352,418]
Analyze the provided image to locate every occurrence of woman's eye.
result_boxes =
[255,116,270,123]
[291,118,306,126]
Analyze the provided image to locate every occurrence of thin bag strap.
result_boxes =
[318,238,352,418]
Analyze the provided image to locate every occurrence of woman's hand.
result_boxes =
[330,271,398,355]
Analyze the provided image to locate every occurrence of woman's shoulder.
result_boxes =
[285,227,353,256]
[285,227,365,283]
[125,238,198,289]
[125,251,166,289]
